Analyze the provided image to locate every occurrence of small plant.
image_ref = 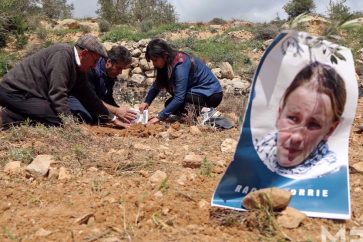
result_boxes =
[245,193,291,240]
[159,178,169,192]
[91,179,102,193]
[15,34,27,49]
[9,145,36,164]
[98,19,111,33]
[200,157,213,176]
[151,213,172,230]
[73,144,86,162]
[2,226,19,241]
[182,104,198,125]
[0,51,17,77]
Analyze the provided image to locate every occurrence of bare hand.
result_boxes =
[139,102,149,112]
[115,106,137,123]
[111,118,130,128]
[147,117,159,125]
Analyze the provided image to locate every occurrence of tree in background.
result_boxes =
[0,0,73,48]
[327,0,351,22]
[0,0,38,48]
[283,0,316,20]
[42,0,74,19]
[97,0,132,24]
[97,0,177,25]
[131,0,176,24]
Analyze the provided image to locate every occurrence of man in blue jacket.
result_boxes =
[70,45,137,124]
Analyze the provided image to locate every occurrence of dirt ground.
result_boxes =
[0,96,362,242]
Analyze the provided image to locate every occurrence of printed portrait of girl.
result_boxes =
[253,61,347,179]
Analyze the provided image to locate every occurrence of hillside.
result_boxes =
[1,17,363,241]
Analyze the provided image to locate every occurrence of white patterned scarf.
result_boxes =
[254,132,340,179]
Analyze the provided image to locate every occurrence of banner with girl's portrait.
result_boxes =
[212,30,358,219]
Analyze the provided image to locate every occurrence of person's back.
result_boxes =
[182,55,222,97]
[0,44,78,114]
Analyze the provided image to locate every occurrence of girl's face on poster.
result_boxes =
[276,83,339,168]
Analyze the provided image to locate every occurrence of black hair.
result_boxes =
[107,46,132,65]
[146,38,179,92]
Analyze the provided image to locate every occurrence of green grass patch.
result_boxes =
[199,157,213,177]
[102,25,146,42]
[102,23,190,42]
[0,51,18,77]
[171,36,256,72]
[9,146,36,164]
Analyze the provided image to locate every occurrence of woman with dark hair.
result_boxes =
[139,38,223,124]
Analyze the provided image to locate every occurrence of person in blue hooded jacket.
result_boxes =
[139,38,223,124]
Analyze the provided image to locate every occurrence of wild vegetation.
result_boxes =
[0,0,363,241]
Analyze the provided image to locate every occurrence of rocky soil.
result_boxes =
[1,18,363,242]
[0,97,362,242]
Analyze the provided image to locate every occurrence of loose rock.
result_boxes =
[58,167,71,180]
[221,138,238,153]
[352,162,363,173]
[4,161,22,174]
[149,170,167,187]
[242,187,292,211]
[26,155,55,177]
[277,207,306,229]
[183,154,204,168]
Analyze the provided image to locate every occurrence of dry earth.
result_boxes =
[1,18,363,242]
[0,97,362,242]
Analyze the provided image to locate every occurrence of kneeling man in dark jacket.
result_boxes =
[0,35,127,128]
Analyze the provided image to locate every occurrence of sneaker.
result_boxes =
[201,107,221,124]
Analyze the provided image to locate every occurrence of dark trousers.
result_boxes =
[68,96,94,124]
[0,88,62,127]
[165,92,223,116]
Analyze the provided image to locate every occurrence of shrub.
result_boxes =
[139,19,153,33]
[16,34,28,49]
[283,0,316,19]
[209,17,227,25]
[98,19,111,33]
[254,23,280,40]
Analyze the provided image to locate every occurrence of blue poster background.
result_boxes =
[212,31,352,219]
